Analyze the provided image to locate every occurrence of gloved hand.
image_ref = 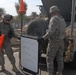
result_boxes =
[69,38,73,43]
[18,36,21,40]
[8,30,14,39]
[38,37,44,43]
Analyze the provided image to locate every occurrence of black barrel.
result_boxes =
[41,0,72,21]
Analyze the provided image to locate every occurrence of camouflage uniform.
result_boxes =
[0,48,5,66]
[43,6,66,75]
[0,14,19,72]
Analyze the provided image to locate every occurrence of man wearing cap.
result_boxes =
[0,14,19,72]
[42,6,66,75]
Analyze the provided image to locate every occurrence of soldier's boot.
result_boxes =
[47,72,53,75]
[0,65,5,72]
[12,65,19,72]
[56,72,62,75]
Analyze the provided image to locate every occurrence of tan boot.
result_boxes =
[47,72,53,75]
[0,65,5,72]
[12,65,19,72]
[56,72,62,75]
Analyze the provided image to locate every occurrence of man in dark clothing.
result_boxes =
[0,14,19,72]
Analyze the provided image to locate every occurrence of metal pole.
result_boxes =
[19,14,23,72]
[71,0,75,38]
[20,14,23,35]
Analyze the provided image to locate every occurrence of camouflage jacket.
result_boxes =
[0,21,17,40]
[43,15,66,42]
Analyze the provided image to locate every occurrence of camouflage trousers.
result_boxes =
[46,41,64,73]
[0,48,4,66]
[0,40,15,66]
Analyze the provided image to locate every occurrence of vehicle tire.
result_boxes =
[26,19,48,54]
[27,19,48,37]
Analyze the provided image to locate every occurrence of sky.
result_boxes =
[0,0,42,16]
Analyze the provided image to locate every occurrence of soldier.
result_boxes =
[0,14,19,72]
[42,6,66,75]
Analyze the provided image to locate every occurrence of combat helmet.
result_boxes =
[4,14,13,21]
[49,6,60,13]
